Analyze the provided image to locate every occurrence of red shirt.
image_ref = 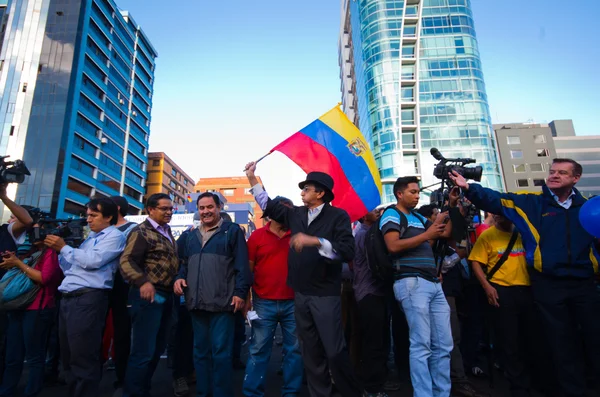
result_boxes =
[247,222,294,300]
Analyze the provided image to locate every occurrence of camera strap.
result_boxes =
[486,229,518,281]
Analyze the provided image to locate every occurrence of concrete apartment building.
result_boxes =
[194,176,264,224]
[553,127,600,198]
[494,120,599,197]
[493,122,558,192]
[145,152,195,208]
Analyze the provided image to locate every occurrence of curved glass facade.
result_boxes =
[340,0,503,204]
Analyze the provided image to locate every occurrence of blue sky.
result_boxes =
[117,0,600,202]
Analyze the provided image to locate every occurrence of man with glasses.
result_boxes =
[120,193,180,397]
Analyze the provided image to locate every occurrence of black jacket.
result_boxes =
[266,199,355,296]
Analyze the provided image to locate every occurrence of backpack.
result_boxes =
[0,250,43,310]
[365,206,426,282]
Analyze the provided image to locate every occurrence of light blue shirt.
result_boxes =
[549,189,576,210]
[58,225,126,293]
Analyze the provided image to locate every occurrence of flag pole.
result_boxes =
[243,150,273,172]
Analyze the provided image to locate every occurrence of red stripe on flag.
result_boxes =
[273,132,368,222]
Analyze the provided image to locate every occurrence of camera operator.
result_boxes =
[0,220,62,396]
[381,176,455,397]
[449,158,600,397]
[0,183,33,384]
[0,183,33,259]
[43,197,126,397]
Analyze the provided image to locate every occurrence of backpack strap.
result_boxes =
[382,205,410,238]
[117,222,136,232]
[486,229,519,281]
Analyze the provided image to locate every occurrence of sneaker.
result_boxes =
[173,377,189,397]
[382,380,401,391]
[233,358,246,370]
[451,383,490,397]
[470,366,487,378]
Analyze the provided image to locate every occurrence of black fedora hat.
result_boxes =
[298,172,335,202]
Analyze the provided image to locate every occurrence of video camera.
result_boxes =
[431,148,483,184]
[27,208,87,248]
[0,156,31,184]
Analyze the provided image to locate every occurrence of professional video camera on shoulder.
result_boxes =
[27,208,87,248]
[0,156,31,184]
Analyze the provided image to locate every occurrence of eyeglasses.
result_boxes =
[301,186,315,193]
[155,206,174,212]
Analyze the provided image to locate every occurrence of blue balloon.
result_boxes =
[579,196,600,238]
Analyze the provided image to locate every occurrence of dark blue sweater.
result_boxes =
[466,184,599,279]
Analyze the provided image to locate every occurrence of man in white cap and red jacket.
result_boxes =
[245,161,361,397]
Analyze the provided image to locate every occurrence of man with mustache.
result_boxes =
[173,192,251,397]
[120,193,179,397]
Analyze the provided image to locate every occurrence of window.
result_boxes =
[533,179,546,187]
[64,200,87,217]
[510,150,523,159]
[222,189,234,196]
[67,178,93,197]
[533,134,546,144]
[22,83,27,93]
[152,160,160,166]
[244,188,252,195]
[183,179,188,186]
[536,149,549,157]
[97,172,120,192]
[402,44,415,58]
[530,163,544,172]
[401,65,415,80]
[71,156,95,177]
[516,179,529,187]
[507,136,520,145]
[401,87,414,101]
[171,169,177,177]
[123,185,142,201]
[169,180,177,189]
[401,109,415,125]
[513,164,526,173]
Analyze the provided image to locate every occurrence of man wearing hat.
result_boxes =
[245,162,360,397]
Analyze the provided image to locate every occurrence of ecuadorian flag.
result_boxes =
[272,105,382,222]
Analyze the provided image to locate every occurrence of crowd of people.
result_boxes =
[0,156,597,397]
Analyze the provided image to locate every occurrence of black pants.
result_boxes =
[447,296,468,384]
[59,289,109,397]
[294,292,361,397]
[531,275,600,397]
[490,284,535,397]
[172,303,194,379]
[389,290,409,376]
[233,311,246,360]
[108,272,130,387]
[357,294,389,393]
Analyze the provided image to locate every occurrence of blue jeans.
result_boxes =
[243,297,302,397]
[190,310,234,397]
[393,277,453,397]
[124,287,173,397]
[0,309,53,397]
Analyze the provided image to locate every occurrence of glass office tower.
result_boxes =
[340,0,503,204]
[0,0,156,218]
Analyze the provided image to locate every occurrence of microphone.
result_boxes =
[430,147,444,161]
